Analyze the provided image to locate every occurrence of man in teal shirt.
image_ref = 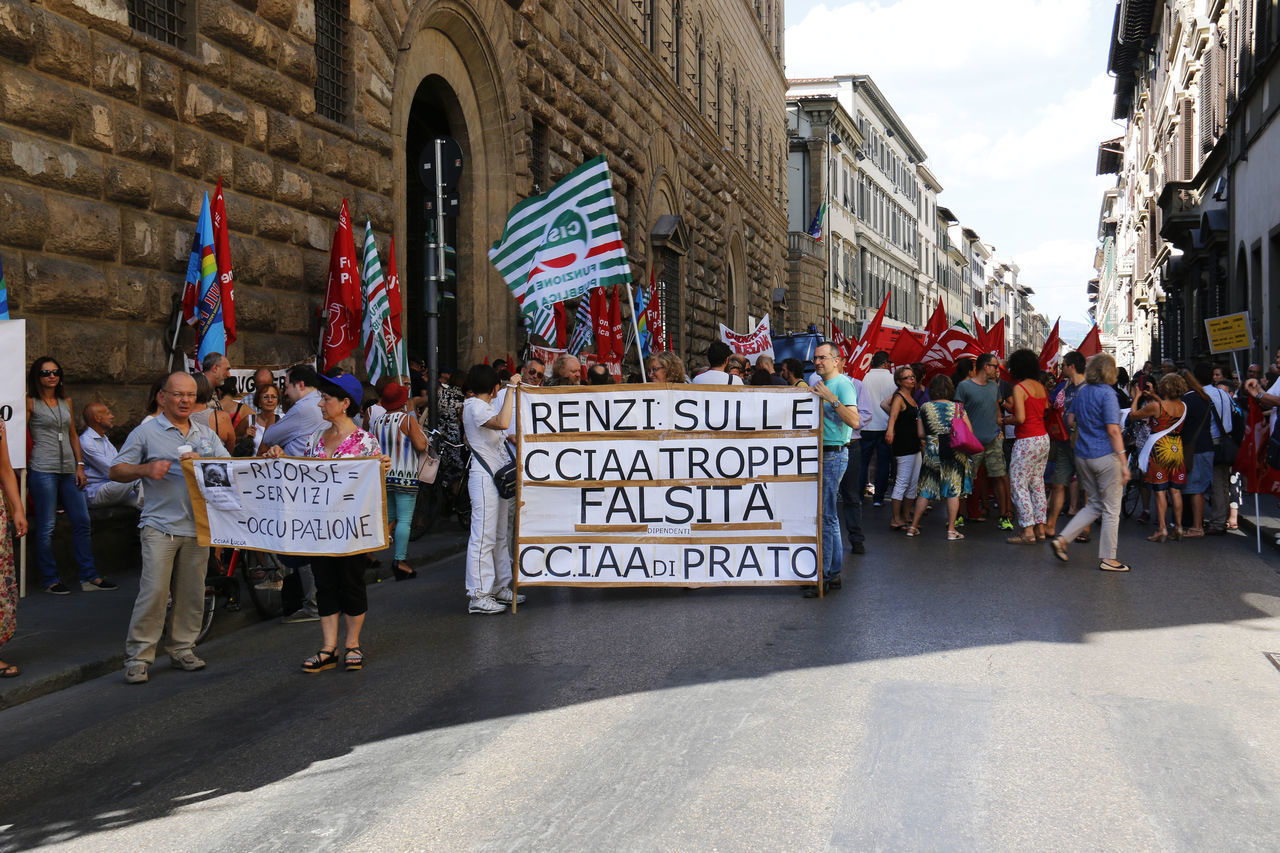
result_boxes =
[807,342,861,596]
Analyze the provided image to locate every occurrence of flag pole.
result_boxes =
[17,469,25,599]
[624,279,646,383]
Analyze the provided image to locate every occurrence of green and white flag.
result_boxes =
[360,219,395,384]
[489,156,631,342]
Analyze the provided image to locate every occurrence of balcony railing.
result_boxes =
[788,231,825,260]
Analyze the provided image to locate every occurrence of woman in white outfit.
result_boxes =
[462,364,524,614]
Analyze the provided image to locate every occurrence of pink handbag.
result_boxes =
[950,403,985,456]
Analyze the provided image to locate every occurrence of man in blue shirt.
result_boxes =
[807,342,861,597]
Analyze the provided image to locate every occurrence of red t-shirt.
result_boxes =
[1014,382,1048,439]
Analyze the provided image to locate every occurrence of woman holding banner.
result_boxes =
[463,364,522,615]
[0,419,29,677]
[265,372,390,673]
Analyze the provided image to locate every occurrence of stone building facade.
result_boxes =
[0,0,787,418]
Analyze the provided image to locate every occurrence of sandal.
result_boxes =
[1170,526,1183,541]
[0,661,19,678]
[302,648,339,674]
[889,521,906,530]
[1183,527,1204,538]
[344,647,364,671]
[1146,530,1167,542]
[1074,532,1091,543]
[1006,535,1036,545]
[904,526,920,537]
[1050,537,1069,562]
[1226,522,1239,530]
[1098,560,1130,572]
[946,530,965,540]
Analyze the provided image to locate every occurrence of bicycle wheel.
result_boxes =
[240,550,286,619]
[410,481,443,540]
[1121,480,1140,518]
[196,589,216,643]
[455,480,472,531]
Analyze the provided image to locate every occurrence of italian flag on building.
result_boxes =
[489,156,632,343]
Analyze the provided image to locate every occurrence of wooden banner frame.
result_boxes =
[182,456,389,557]
[512,383,823,608]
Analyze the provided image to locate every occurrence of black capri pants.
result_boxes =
[311,554,368,617]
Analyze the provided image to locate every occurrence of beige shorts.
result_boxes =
[976,435,1006,478]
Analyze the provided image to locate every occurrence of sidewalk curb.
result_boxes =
[0,536,468,711]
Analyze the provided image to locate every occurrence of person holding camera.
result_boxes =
[1131,373,1189,541]
[462,365,523,614]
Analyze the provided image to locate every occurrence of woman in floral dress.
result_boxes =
[907,374,974,540]
[265,373,389,673]
[0,419,30,678]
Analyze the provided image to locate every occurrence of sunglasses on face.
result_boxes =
[525,370,544,379]
[40,369,62,377]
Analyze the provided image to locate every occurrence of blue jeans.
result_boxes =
[29,469,97,586]
[387,488,419,561]
[822,448,848,581]
[859,430,892,502]
[839,438,864,545]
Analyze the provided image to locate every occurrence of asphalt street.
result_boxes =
[2,512,1280,852]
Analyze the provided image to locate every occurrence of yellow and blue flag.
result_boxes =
[0,254,9,320]
[187,193,222,360]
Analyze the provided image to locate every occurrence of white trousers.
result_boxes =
[891,453,921,501]
[465,467,511,598]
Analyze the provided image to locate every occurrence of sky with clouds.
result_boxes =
[785,0,1121,341]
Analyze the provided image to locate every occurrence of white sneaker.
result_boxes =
[124,662,149,684]
[494,587,525,605]
[468,594,506,614]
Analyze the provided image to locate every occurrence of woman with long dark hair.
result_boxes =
[26,357,115,594]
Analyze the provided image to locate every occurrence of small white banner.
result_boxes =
[515,384,821,590]
[183,457,388,556]
[718,315,774,360]
[0,320,26,469]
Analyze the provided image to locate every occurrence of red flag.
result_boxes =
[828,317,855,360]
[972,314,987,351]
[1077,325,1102,358]
[1038,319,1061,370]
[385,236,403,337]
[609,284,624,361]
[592,287,611,357]
[321,200,363,372]
[986,316,1007,358]
[553,301,567,349]
[924,298,947,342]
[1234,397,1280,495]
[211,178,236,345]
[647,268,665,351]
[846,295,890,380]
[920,326,984,382]
[889,328,927,367]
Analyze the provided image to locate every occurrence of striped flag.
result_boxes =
[0,254,8,320]
[567,297,594,356]
[489,156,632,342]
[190,193,222,361]
[360,219,396,384]
[634,271,651,357]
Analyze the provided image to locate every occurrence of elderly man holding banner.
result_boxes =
[807,342,861,598]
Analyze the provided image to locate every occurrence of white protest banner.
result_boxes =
[183,457,388,556]
[718,315,774,360]
[184,358,311,399]
[515,384,821,592]
[0,320,26,469]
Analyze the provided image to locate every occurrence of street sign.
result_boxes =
[1205,311,1253,354]
[417,137,463,191]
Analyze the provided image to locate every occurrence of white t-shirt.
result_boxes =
[463,397,510,473]
[1268,378,1280,431]
[861,368,897,432]
[692,369,742,385]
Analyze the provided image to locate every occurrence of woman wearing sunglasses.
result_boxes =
[26,357,116,595]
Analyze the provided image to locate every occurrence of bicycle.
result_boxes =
[1121,449,1147,519]
[410,430,473,538]
[196,547,293,642]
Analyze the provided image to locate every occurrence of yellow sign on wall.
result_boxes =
[1204,312,1253,354]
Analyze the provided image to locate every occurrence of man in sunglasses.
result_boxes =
[807,343,861,598]
[521,358,545,387]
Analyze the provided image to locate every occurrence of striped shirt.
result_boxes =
[368,411,420,490]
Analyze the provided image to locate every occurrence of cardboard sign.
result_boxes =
[515,384,822,590]
[183,457,388,556]
[719,315,775,360]
[1205,312,1253,354]
[0,320,25,469]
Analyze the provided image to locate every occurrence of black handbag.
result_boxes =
[1209,398,1239,466]
[472,443,517,500]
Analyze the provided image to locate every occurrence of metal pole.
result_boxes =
[425,138,443,430]
[18,469,25,599]
[625,279,647,383]
[1256,492,1262,554]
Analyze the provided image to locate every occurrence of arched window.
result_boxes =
[715,49,724,139]
[673,0,683,84]
[745,96,753,166]
[730,70,738,151]
[696,28,705,114]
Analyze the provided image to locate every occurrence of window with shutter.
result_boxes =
[1200,48,1216,155]
[1180,99,1195,180]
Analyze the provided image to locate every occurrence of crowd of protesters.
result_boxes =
[0,342,1274,682]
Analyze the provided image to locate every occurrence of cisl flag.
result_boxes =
[490,156,632,343]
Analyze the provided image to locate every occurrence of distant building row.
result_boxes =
[784,76,1049,352]
[1094,0,1280,371]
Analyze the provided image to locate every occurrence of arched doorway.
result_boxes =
[405,77,465,373]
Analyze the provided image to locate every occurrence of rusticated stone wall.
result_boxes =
[0,0,787,423]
